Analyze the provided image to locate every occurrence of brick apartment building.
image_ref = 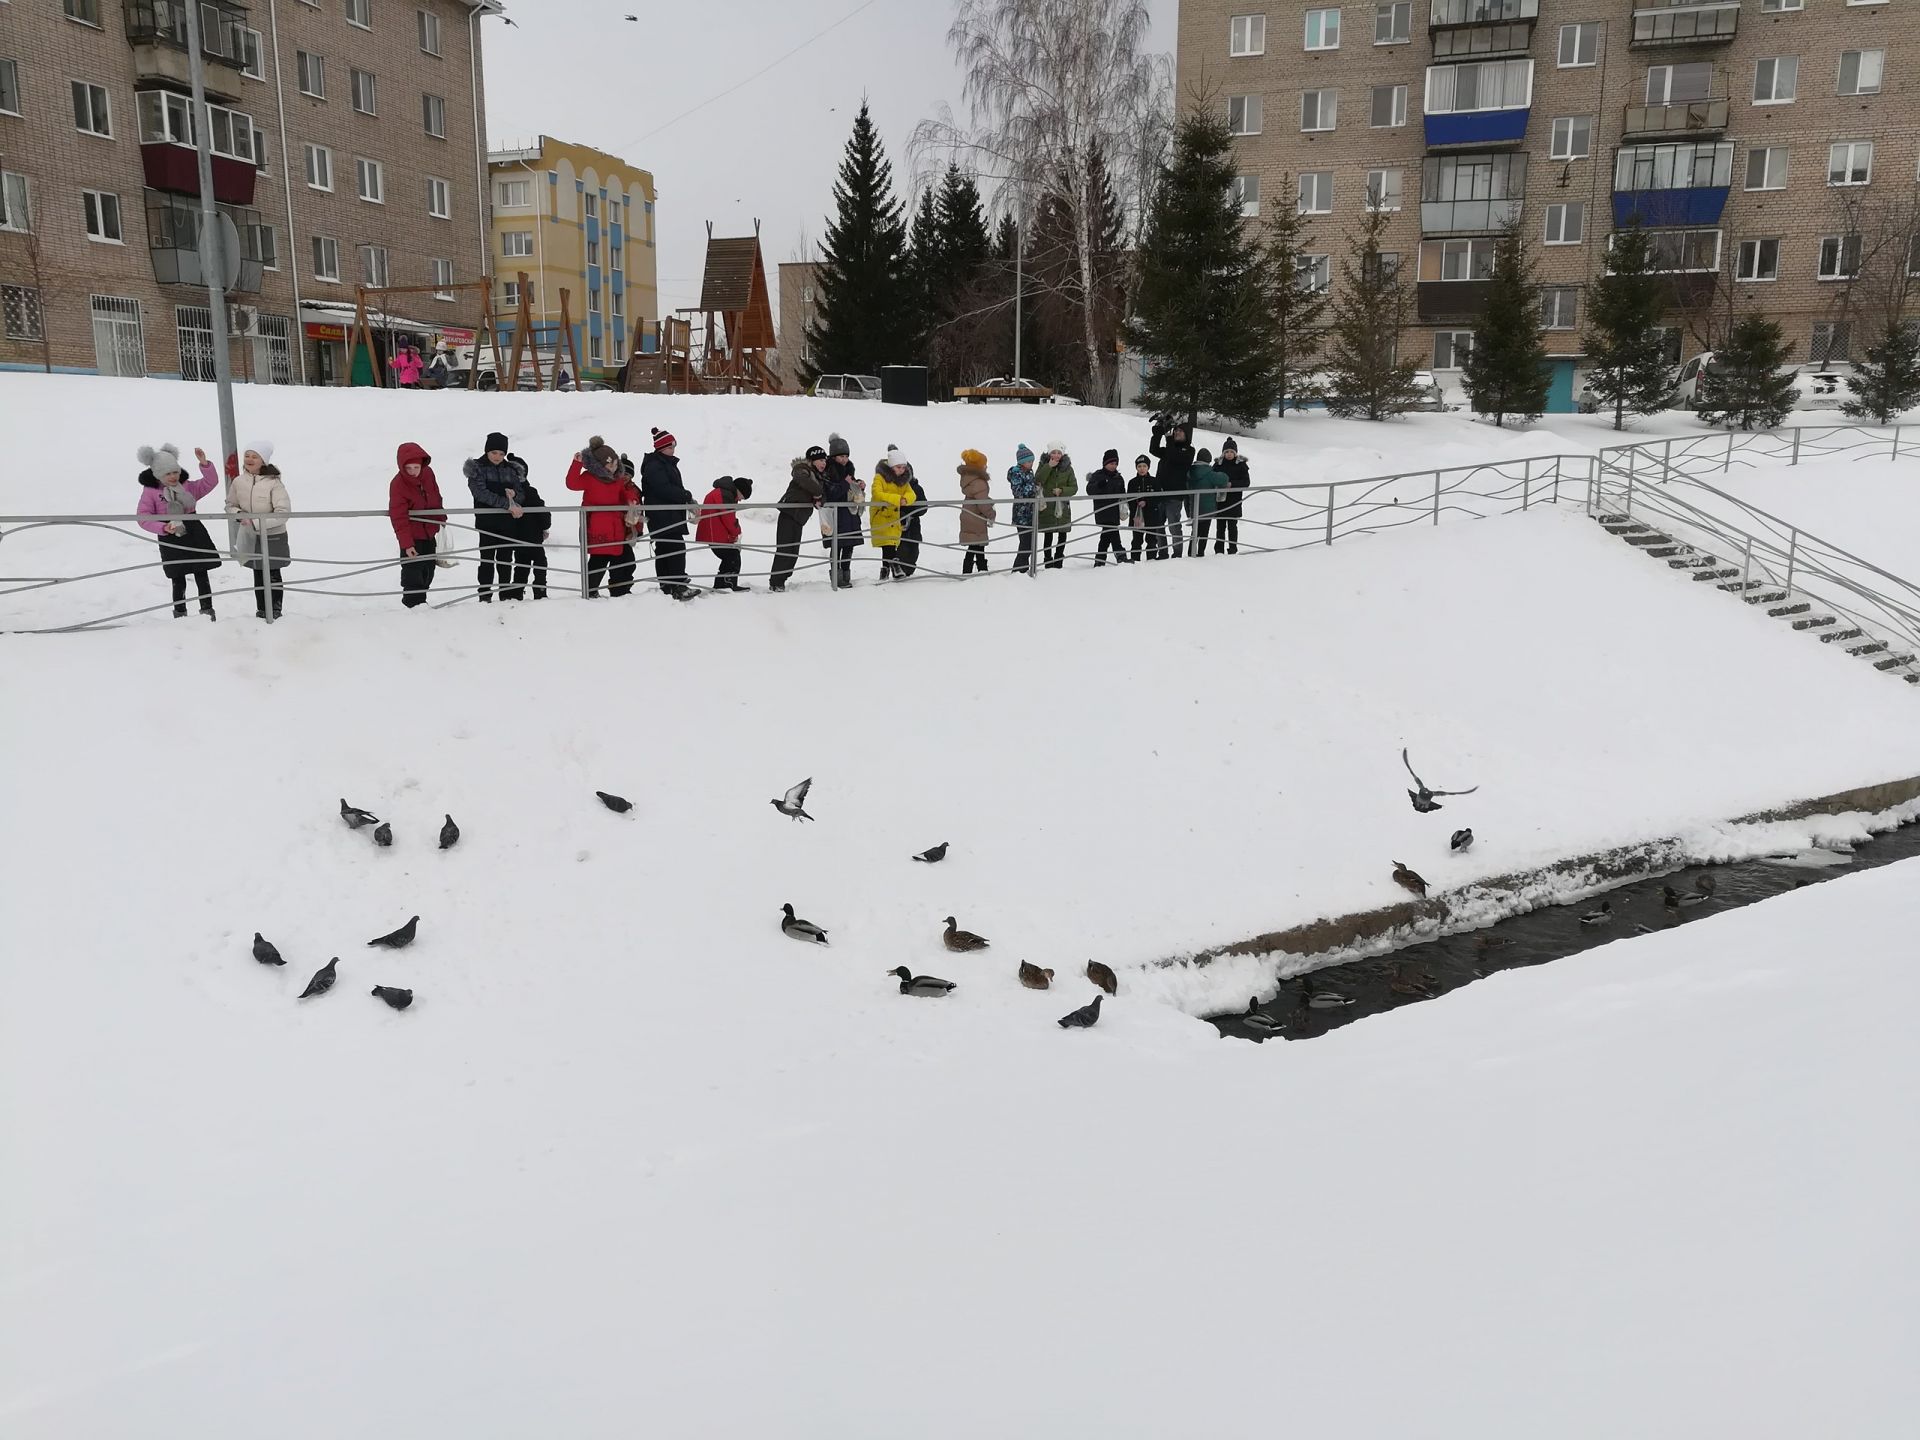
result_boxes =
[776,258,820,393]
[0,0,503,385]
[1175,0,1915,408]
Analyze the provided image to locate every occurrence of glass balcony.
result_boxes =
[1433,23,1534,60]
[1630,2,1739,48]
[124,1,250,96]
[146,190,263,295]
[1623,98,1728,138]
[1430,0,1538,27]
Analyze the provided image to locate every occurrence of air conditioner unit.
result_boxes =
[228,303,260,335]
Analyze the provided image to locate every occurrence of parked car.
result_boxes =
[957,376,1060,404]
[812,373,882,401]
[1408,371,1451,412]
[1670,352,1850,413]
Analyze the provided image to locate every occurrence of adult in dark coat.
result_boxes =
[820,432,863,589]
[1214,437,1250,555]
[772,446,827,592]
[463,431,528,602]
[1085,448,1128,567]
[1148,417,1194,557]
[639,427,695,599]
[1126,454,1164,562]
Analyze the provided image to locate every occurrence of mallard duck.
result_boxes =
[1057,993,1103,1028]
[781,903,829,944]
[1663,884,1683,911]
[1018,961,1054,990]
[1694,874,1716,899]
[1579,901,1613,926]
[1450,828,1473,853]
[1392,861,1428,898]
[1085,960,1118,995]
[943,916,990,951]
[1307,990,1356,1010]
[770,777,815,821]
[1242,997,1284,1034]
[888,966,955,996]
[1390,967,1438,999]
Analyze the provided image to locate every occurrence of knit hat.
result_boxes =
[1222,438,1239,455]
[1102,448,1119,466]
[828,432,850,458]
[483,432,508,455]
[137,444,184,478]
[1196,447,1212,465]
[618,453,635,478]
[885,446,910,470]
[735,477,754,500]
[243,440,275,465]
[805,444,827,463]
[1134,453,1152,467]
[1046,439,1066,455]
[651,426,676,452]
[961,447,988,468]
[586,435,619,470]
[1016,443,1034,465]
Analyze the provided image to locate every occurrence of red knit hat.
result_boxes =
[651,426,676,452]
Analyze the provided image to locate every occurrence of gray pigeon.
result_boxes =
[340,798,380,829]
[368,916,418,949]
[771,777,815,821]
[438,814,460,849]
[911,842,949,863]
[1057,994,1103,1029]
[298,958,339,1000]
[371,985,413,1011]
[252,932,286,966]
[372,821,393,848]
[596,791,633,814]
[1403,748,1478,813]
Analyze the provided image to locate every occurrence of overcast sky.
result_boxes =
[482,0,1177,321]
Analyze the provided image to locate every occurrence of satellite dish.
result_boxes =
[198,211,245,292]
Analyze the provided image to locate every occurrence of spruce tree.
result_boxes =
[934,165,992,288]
[804,102,912,381]
[1461,222,1550,427]
[1697,314,1797,430]
[1123,108,1279,428]
[1322,205,1424,421]
[1260,174,1327,417]
[1843,318,1920,424]
[904,186,941,364]
[1582,224,1673,431]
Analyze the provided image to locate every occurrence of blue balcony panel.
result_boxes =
[1424,109,1530,147]
[1612,187,1729,228]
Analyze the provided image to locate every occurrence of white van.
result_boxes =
[811,373,882,401]
[1671,352,1849,412]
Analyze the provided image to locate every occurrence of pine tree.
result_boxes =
[1843,318,1920,424]
[1581,224,1673,431]
[1461,222,1549,427]
[1697,314,1797,430]
[1123,108,1279,428]
[804,102,912,382]
[1260,174,1327,416]
[904,186,942,364]
[1322,205,1424,421]
[935,165,992,288]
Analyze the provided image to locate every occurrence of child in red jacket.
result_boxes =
[566,437,642,597]
[696,476,754,591]
[388,440,446,608]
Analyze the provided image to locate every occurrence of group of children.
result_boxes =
[134,441,290,619]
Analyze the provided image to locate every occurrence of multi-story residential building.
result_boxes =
[486,134,657,385]
[1178,0,1915,408]
[0,0,501,384]
[776,258,820,392]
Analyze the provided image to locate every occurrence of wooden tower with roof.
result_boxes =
[687,222,782,395]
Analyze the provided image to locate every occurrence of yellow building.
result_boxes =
[486,135,658,383]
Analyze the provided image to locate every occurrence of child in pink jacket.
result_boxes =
[135,443,223,619]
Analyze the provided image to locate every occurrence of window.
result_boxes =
[1760,0,1803,10]
[589,332,604,367]
[501,279,521,311]
[584,193,599,221]
[312,234,340,282]
[254,125,270,173]
[502,230,533,258]
[1645,63,1713,105]
[1375,2,1411,44]
[305,143,333,191]
[1421,153,1526,230]
[587,237,600,267]
[1551,116,1593,161]
[1227,94,1263,135]
[71,81,111,137]
[1,170,32,233]
[1366,169,1403,212]
[1736,238,1781,282]
[1305,8,1340,49]
[0,58,19,117]
[255,223,278,271]
[360,244,389,287]
[1754,57,1797,105]
[64,0,100,23]
[82,189,121,242]
[1297,171,1333,214]
[240,27,264,80]
[1419,237,1500,282]
[1828,141,1873,187]
[497,178,531,208]
[1613,142,1735,193]
[1838,51,1884,98]
[1301,89,1337,131]
[1297,254,1332,293]
[418,8,442,55]
[1229,14,1266,57]
[351,69,377,115]
[3,284,44,342]
[1433,331,1474,370]
[1370,84,1407,127]
[1810,322,1850,365]
[347,0,371,28]
[1558,23,1598,69]
[1640,229,1722,272]
[1745,146,1789,191]
[356,156,385,203]
[426,176,450,219]
[1818,234,1862,279]
[431,257,453,299]
[1544,202,1585,245]
[422,92,446,138]
[1232,174,1260,217]
[1540,287,1579,330]
[134,90,254,163]
[1423,59,1534,115]
[297,50,325,99]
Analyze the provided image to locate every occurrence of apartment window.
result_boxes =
[1301,89,1337,131]
[1229,14,1266,57]
[1423,59,1534,115]
[1551,116,1593,161]
[1433,331,1474,370]
[1297,254,1332,293]
[587,237,600,267]
[502,230,533,258]
[347,0,371,28]
[356,156,385,203]
[0,59,20,117]
[64,0,100,23]
[588,285,601,316]
[1817,234,1861,279]
[1838,50,1884,98]
[0,171,32,233]
[501,279,521,310]
[1227,94,1263,135]
[1421,237,1500,282]
[240,28,264,80]
[1745,146,1788,191]
[1760,0,1802,10]
[1543,202,1585,245]
[254,125,270,173]
[1754,57,1797,105]
[255,223,278,271]
[1370,84,1408,127]
[1305,8,1340,50]
[360,244,389,288]
[1645,63,1713,105]
[1828,141,1873,187]
[430,257,453,299]
[426,176,450,219]
[1736,238,1781,282]
[1421,153,1526,230]
[584,193,599,222]
[1297,171,1333,214]
[304,143,333,191]
[312,234,340,282]
[3,284,44,341]
[1640,229,1722,272]
[1558,23,1598,69]
[1810,322,1850,365]
[418,8,442,55]
[1375,2,1411,44]
[422,93,446,138]
[1540,287,1579,331]
[82,189,121,243]
[1232,174,1260,217]
[497,178,531,208]
[1366,168,1403,212]
[71,81,111,137]
[351,69,378,115]
[297,51,325,99]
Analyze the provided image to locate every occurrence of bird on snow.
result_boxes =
[770,777,815,822]
[596,790,633,814]
[439,814,460,850]
[252,932,286,967]
[340,798,380,829]
[368,916,419,949]
[1451,828,1474,853]
[943,916,990,952]
[1392,861,1429,899]
[1057,993,1104,1029]
[780,903,828,944]
[1242,997,1284,1035]
[1579,901,1614,927]
[888,966,955,997]
[911,842,949,864]
[298,957,339,999]
[1086,960,1118,996]
[1403,748,1479,814]
[1018,961,1054,990]
[371,985,413,1011]
[372,821,393,848]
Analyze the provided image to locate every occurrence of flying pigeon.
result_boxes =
[298,957,339,1000]
[1085,960,1118,996]
[1057,994,1103,1029]
[252,932,286,966]
[596,790,634,814]
[340,798,380,829]
[368,916,419,949]
[911,842,949,863]
[372,821,393,847]
[1402,748,1479,814]
[781,903,828,944]
[1451,828,1474,853]
[371,985,413,1011]
[1392,861,1429,898]
[439,814,460,850]
[771,777,815,821]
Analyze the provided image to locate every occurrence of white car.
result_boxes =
[1670,353,1851,412]
[811,373,882,401]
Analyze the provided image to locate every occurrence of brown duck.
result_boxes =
[1018,961,1054,990]
[943,916,990,952]
[1392,861,1429,899]
[1085,960,1118,996]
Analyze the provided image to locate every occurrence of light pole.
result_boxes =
[183,1,240,481]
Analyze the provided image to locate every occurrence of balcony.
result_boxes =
[124,1,250,100]
[136,88,259,206]
[1425,109,1530,147]
[1417,281,1493,322]
[1433,23,1534,60]
[1421,198,1524,235]
[1424,59,1534,148]
[1623,98,1728,138]
[145,190,263,296]
[1429,0,1538,26]
[1629,2,1739,49]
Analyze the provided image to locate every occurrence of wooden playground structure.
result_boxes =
[621,224,782,396]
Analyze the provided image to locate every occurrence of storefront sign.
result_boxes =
[305,322,347,342]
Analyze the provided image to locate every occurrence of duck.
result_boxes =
[1018,961,1054,990]
[1085,960,1118,996]
[780,903,829,945]
[1476,933,1514,950]
[888,966,955,996]
[1662,884,1684,911]
[943,916,990,952]
[1450,828,1473,853]
[1390,967,1438,999]
[1392,861,1429,899]
[1578,900,1614,926]
[1306,989,1356,1010]
[1694,874,1717,899]
[1242,997,1284,1035]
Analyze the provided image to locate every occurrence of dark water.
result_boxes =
[1211,819,1920,1043]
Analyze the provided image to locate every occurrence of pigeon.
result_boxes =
[372,821,393,847]
[596,790,633,814]
[781,903,828,944]
[371,985,413,1011]
[911,842,949,864]
[368,916,419,949]
[888,966,956,996]
[1057,994,1103,1029]
[1403,748,1479,814]
[770,777,815,822]
[1085,960,1118,996]
[439,814,460,850]
[1242,997,1284,1035]
[1392,861,1429,899]
[298,957,339,999]
[340,798,380,829]
[252,932,286,966]
[943,916,990,952]
[1018,961,1054,990]
[1450,828,1474,853]
[1579,901,1614,927]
